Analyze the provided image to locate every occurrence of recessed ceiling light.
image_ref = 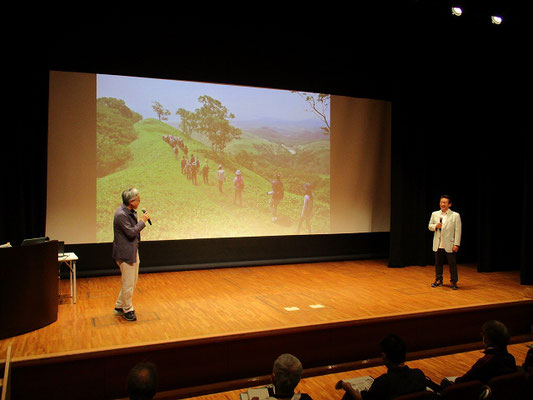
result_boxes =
[491,15,503,25]
[451,7,463,17]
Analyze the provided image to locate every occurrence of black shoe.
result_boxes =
[122,311,137,321]
[113,307,124,315]
[451,283,459,290]
[431,279,443,287]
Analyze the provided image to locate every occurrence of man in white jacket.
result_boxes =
[428,195,462,290]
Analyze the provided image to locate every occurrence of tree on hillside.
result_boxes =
[99,97,143,124]
[176,108,197,137]
[152,101,171,121]
[293,92,330,135]
[97,97,142,177]
[194,95,242,154]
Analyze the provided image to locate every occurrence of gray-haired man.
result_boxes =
[267,353,312,400]
[112,188,150,321]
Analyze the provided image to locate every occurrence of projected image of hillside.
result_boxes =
[96,75,330,241]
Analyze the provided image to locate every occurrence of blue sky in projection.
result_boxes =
[97,74,327,125]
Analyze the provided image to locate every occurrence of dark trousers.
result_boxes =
[435,248,458,283]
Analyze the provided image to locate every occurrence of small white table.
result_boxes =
[58,252,78,304]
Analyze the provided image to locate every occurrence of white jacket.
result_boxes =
[428,209,462,252]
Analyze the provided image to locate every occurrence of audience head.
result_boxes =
[127,362,158,400]
[481,320,510,349]
[380,334,407,366]
[272,353,303,396]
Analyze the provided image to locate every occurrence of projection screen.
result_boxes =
[47,71,390,244]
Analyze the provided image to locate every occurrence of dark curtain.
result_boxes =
[388,25,532,284]
[388,90,479,269]
[2,65,48,246]
[520,129,532,284]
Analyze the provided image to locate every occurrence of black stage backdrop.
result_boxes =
[387,5,532,284]
[2,7,532,283]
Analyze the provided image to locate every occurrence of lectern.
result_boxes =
[0,240,59,339]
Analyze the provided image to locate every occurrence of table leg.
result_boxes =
[73,260,77,304]
[69,262,72,298]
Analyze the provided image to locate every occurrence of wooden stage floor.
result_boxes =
[2,259,532,360]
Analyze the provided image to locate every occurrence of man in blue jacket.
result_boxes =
[112,188,150,321]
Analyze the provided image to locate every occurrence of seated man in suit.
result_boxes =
[339,334,428,400]
[265,353,312,400]
[440,320,516,389]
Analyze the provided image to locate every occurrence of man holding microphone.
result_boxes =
[112,188,150,321]
[429,195,462,290]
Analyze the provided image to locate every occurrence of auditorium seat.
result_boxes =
[526,373,533,397]
[440,380,486,400]
[394,390,439,399]
[486,371,527,400]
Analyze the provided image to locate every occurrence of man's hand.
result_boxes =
[435,223,442,230]
[452,245,459,253]
[141,212,150,223]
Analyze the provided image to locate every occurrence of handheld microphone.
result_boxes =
[141,208,152,225]
[438,217,442,230]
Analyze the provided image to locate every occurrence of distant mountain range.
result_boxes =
[233,117,329,146]
[165,117,329,146]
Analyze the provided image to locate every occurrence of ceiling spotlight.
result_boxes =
[491,15,503,25]
[451,7,463,16]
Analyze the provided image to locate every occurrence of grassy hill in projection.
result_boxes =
[96,118,330,242]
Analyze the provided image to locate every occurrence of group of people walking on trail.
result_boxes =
[214,165,245,207]
[162,134,188,157]
[180,154,209,185]
[162,133,315,233]
[265,172,314,233]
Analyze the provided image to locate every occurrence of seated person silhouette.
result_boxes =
[438,320,516,390]
[251,353,312,400]
[339,334,427,400]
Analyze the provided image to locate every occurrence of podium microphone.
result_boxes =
[141,208,152,225]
